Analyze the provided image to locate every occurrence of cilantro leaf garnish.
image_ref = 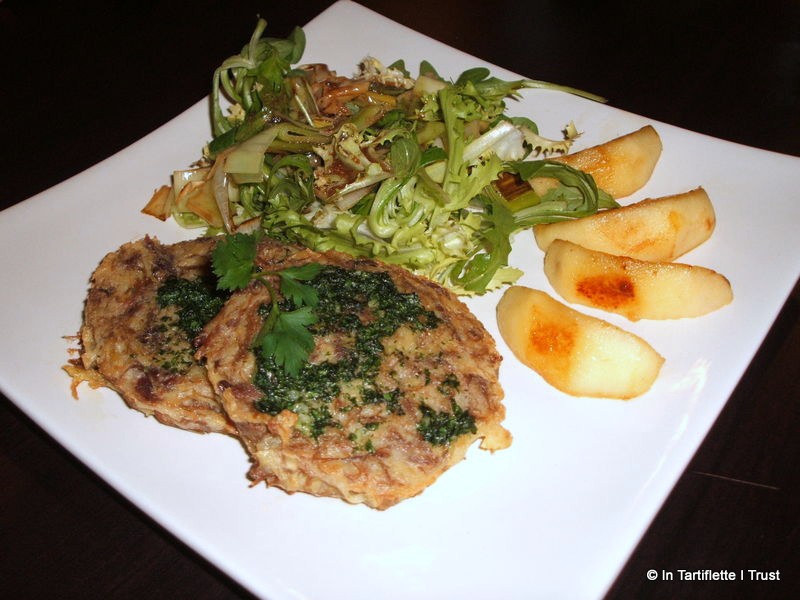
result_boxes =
[260,306,318,377]
[279,263,324,306]
[212,232,259,290]
[211,233,321,377]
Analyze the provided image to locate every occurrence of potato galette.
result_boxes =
[197,239,511,509]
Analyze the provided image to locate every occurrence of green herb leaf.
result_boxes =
[212,233,259,290]
[211,233,325,376]
[260,306,318,377]
[279,263,324,307]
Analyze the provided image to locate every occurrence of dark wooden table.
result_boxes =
[1,1,797,598]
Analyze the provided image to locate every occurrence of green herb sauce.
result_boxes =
[157,277,229,338]
[253,265,441,440]
[417,399,477,446]
[154,277,229,372]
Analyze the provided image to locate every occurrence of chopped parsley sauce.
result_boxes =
[253,265,443,440]
[154,277,229,372]
[157,277,229,338]
[417,399,477,446]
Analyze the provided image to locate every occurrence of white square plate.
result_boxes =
[1,2,798,598]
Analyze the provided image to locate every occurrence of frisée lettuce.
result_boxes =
[142,19,617,294]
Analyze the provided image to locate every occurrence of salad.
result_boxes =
[143,19,616,294]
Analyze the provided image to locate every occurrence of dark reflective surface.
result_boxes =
[1,1,797,598]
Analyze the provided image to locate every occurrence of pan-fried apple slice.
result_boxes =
[544,239,733,321]
[540,125,663,199]
[496,286,663,399]
[533,187,716,262]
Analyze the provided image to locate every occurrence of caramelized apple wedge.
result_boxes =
[543,239,733,321]
[496,286,664,399]
[533,187,716,262]
[546,125,662,199]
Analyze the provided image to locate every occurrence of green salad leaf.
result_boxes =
[157,18,615,295]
